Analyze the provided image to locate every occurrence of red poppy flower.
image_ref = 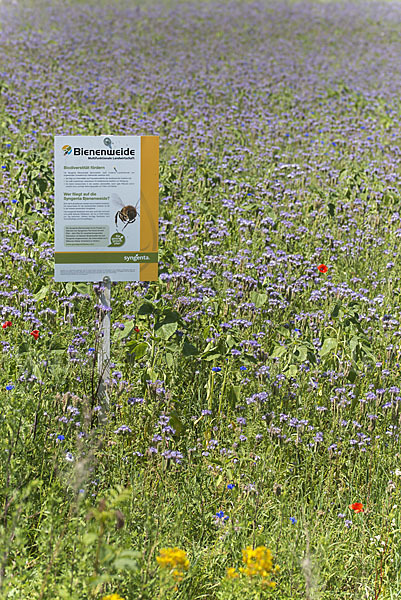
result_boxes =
[134,326,140,333]
[2,321,12,329]
[30,330,39,340]
[317,264,328,273]
[349,502,364,513]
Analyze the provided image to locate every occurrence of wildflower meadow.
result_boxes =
[1,0,401,598]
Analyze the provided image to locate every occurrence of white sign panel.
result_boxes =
[54,135,159,282]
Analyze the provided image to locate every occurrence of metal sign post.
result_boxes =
[98,276,111,412]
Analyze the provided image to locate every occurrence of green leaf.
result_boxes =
[128,342,147,360]
[82,532,97,545]
[319,337,338,357]
[137,301,155,315]
[201,348,221,362]
[183,339,198,356]
[202,351,222,362]
[18,343,29,354]
[33,286,49,301]
[87,573,111,589]
[202,341,214,354]
[155,321,177,340]
[360,345,376,362]
[286,365,298,378]
[33,365,42,380]
[331,303,342,318]
[49,341,65,351]
[161,309,181,323]
[226,468,234,481]
[202,325,211,339]
[114,556,138,570]
[307,350,317,365]
[294,345,308,363]
[349,336,359,354]
[270,345,287,359]
[228,385,241,405]
[169,410,185,436]
[279,326,291,338]
[242,353,257,365]
[36,178,48,194]
[215,474,223,487]
[351,392,359,411]
[154,310,180,339]
[146,367,158,382]
[250,291,268,308]
[328,203,335,217]
[113,321,135,341]
[201,342,223,361]
[75,283,90,295]
[347,369,357,383]
[226,334,236,349]
[37,231,49,245]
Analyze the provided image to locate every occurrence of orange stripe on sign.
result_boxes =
[140,263,158,281]
[140,136,159,281]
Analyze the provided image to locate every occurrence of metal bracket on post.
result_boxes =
[98,276,111,415]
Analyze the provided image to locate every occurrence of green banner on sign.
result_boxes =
[55,252,158,264]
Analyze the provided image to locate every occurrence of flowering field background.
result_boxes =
[1,0,401,598]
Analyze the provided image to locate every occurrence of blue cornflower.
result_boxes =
[240,366,247,371]
[88,347,95,352]
[290,517,297,524]
[227,484,235,490]
[57,434,65,441]
[216,511,229,521]
[212,367,221,372]
[6,385,14,391]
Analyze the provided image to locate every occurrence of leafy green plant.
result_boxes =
[83,486,140,597]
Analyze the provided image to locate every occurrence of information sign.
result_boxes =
[54,135,159,282]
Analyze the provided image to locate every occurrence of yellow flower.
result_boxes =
[239,546,279,587]
[226,567,239,579]
[101,594,125,600]
[156,547,190,582]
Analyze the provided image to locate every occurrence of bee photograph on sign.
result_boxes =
[111,193,140,232]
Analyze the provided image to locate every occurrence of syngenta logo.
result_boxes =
[62,145,72,156]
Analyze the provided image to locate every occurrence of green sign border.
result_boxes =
[55,252,158,264]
